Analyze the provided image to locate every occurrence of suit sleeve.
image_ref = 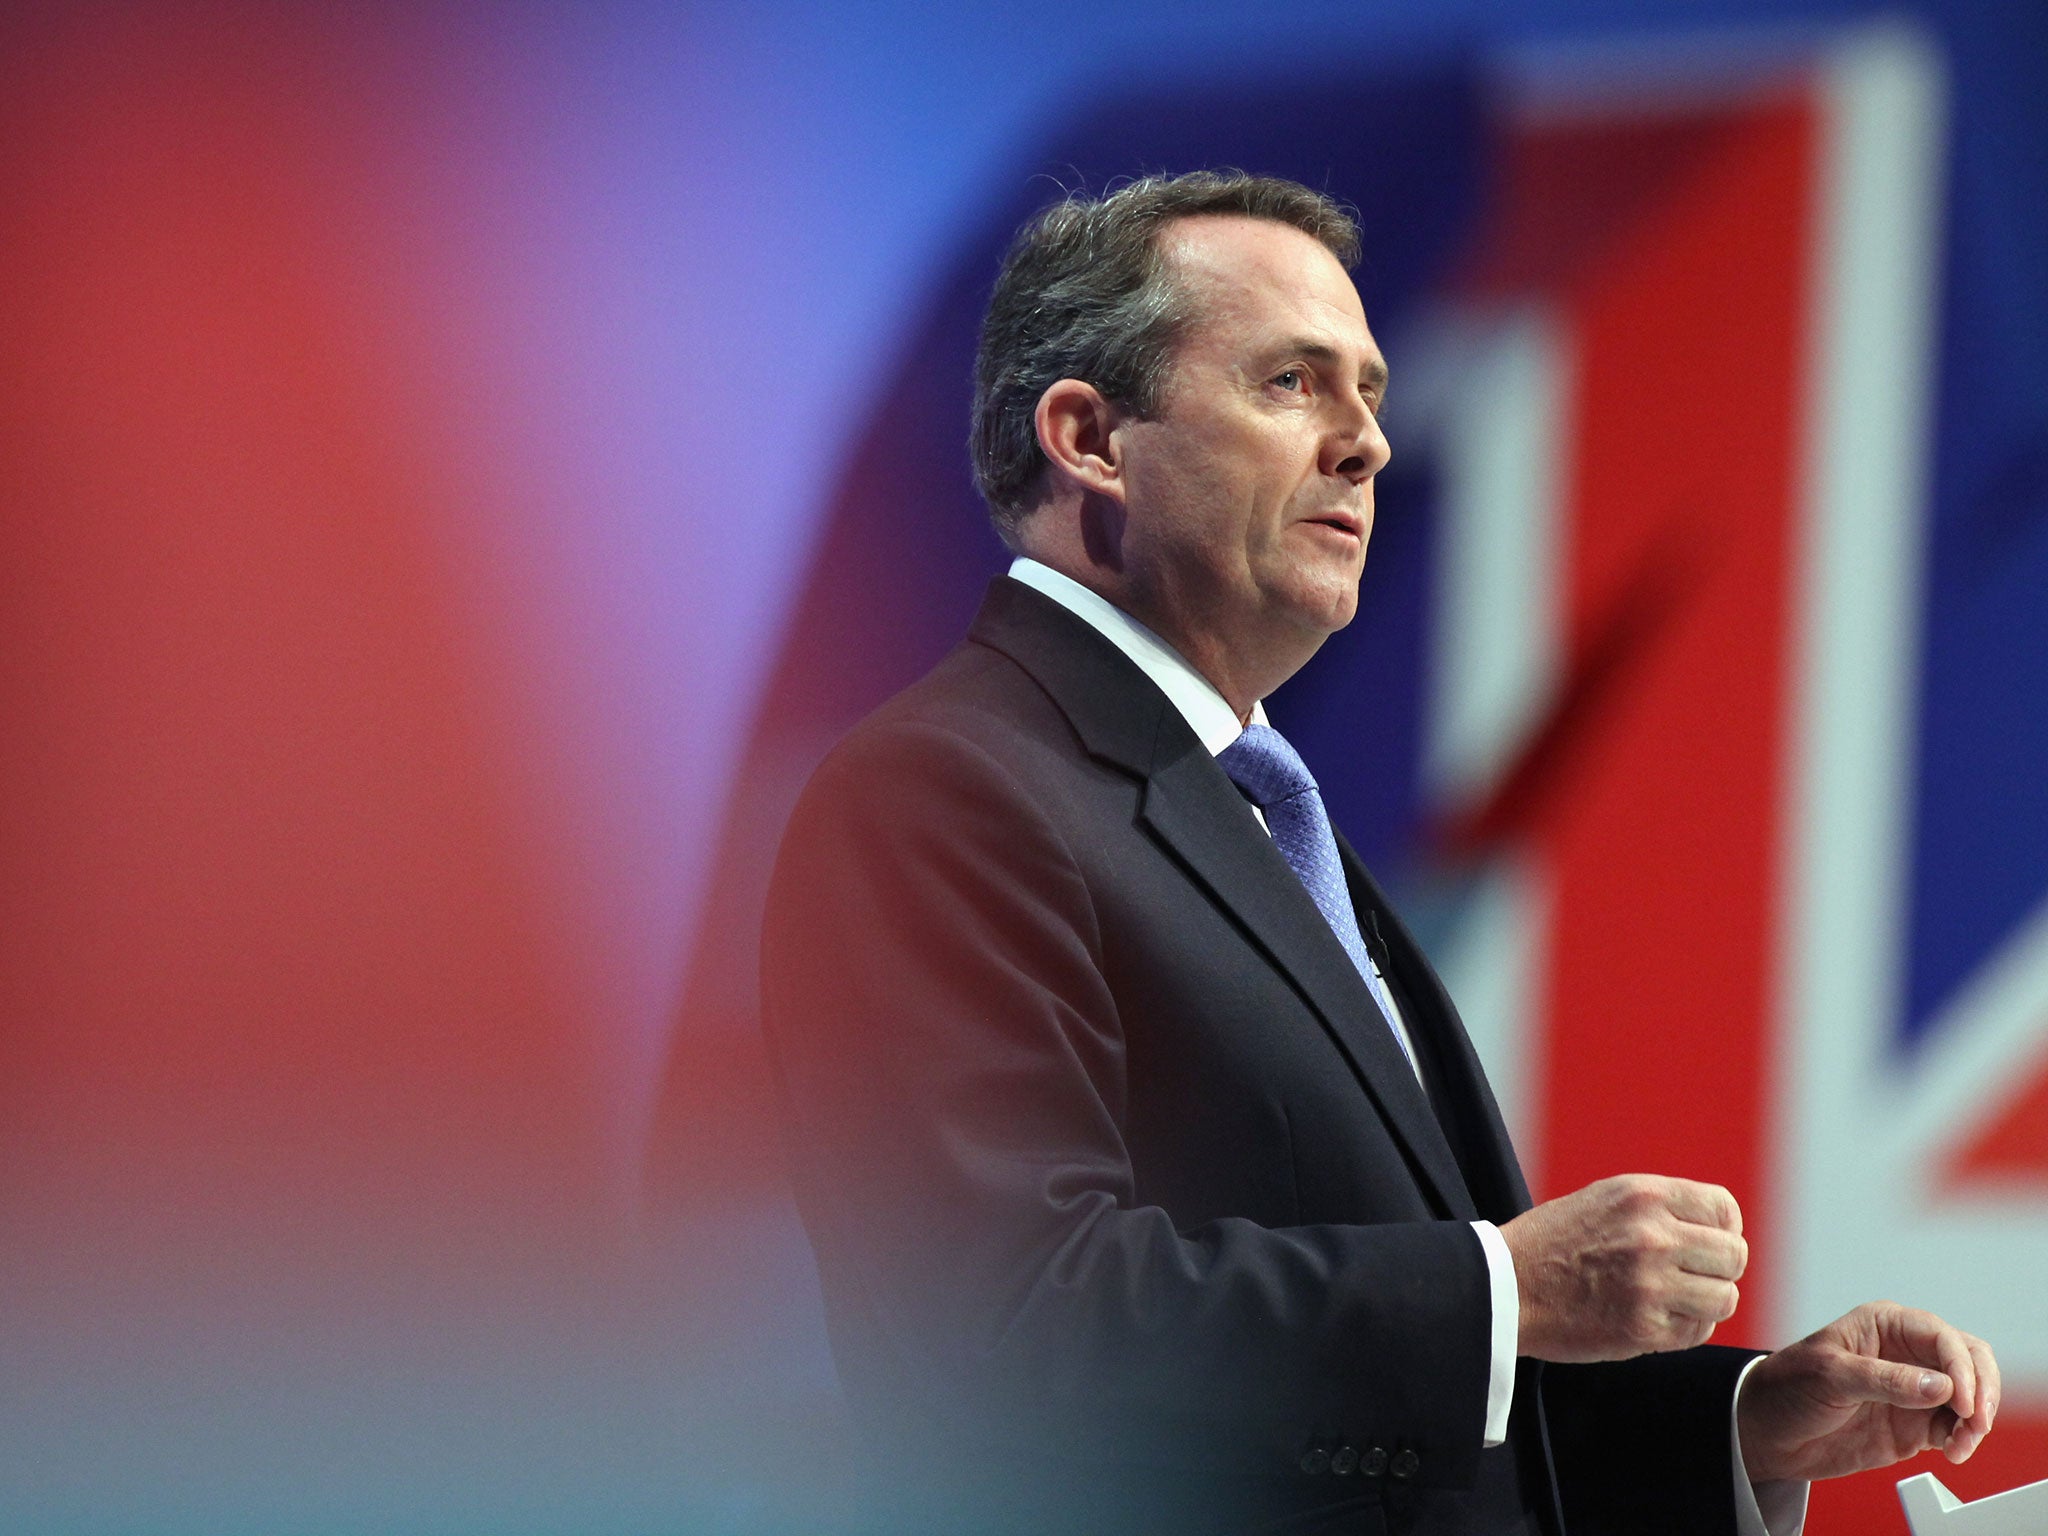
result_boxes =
[1542,1346,1765,1535]
[761,718,1496,1487]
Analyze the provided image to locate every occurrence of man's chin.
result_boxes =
[1284,579,1362,637]
[1255,595,1360,689]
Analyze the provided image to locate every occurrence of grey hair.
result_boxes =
[969,171,1361,544]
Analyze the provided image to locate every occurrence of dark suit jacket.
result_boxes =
[763,577,1756,1535]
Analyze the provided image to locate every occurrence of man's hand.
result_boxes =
[1501,1174,1747,1362]
[1737,1301,1999,1484]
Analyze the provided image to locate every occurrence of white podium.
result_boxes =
[1898,1471,2048,1533]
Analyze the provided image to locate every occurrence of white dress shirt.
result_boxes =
[1006,557,1804,1534]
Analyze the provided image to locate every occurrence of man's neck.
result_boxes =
[1005,557,1266,752]
[1008,553,1279,720]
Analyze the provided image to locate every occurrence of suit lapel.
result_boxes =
[1138,741,1474,1220]
[1340,839,1535,1223]
[970,577,1476,1221]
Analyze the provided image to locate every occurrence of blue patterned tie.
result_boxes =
[1217,724,1414,1071]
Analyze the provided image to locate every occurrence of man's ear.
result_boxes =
[1034,380,1126,503]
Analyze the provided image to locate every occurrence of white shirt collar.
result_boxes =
[1006,557,1267,755]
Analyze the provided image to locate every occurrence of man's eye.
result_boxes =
[1272,370,1303,391]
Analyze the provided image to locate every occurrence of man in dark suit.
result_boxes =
[761,172,1997,1534]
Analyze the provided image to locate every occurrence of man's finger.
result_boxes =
[1946,1419,1985,1463]
[1948,1343,1998,1464]
[1932,1322,1979,1422]
[1970,1335,2001,1432]
[1672,1229,1748,1281]
[1664,1180,1742,1233]
[1869,1302,1980,1418]
[1668,1275,1740,1327]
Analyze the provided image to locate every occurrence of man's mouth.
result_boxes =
[1302,510,1365,538]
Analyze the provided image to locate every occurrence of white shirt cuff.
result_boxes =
[1732,1354,1811,1536]
[1472,1219,1517,1447]
[1469,1223,1813,1535]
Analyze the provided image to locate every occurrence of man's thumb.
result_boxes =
[1853,1360,1953,1408]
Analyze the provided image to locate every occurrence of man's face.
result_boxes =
[1110,216,1390,695]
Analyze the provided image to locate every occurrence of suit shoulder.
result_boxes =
[807,637,1087,806]
[766,638,1112,996]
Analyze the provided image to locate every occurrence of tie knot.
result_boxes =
[1217,723,1319,810]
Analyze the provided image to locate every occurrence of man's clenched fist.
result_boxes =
[1501,1174,1748,1363]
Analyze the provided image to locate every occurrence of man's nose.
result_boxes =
[1326,398,1390,483]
